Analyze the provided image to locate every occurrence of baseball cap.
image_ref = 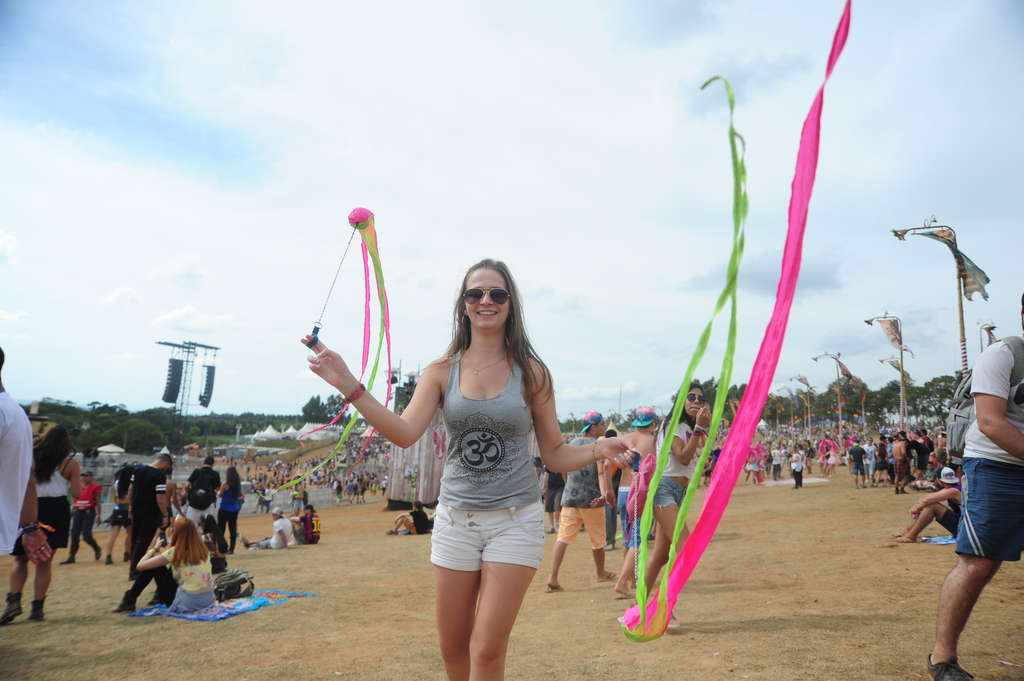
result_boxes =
[271,508,285,516]
[580,411,604,433]
[939,467,958,485]
[631,407,657,428]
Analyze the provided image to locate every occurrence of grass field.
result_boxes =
[1,477,1022,681]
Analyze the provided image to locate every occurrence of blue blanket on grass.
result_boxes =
[920,536,956,545]
[129,590,316,621]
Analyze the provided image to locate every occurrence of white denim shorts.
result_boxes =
[430,502,545,572]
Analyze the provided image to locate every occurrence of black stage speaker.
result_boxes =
[162,359,184,403]
[198,365,216,407]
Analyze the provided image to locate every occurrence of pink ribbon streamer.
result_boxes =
[623,0,851,635]
[361,242,372,378]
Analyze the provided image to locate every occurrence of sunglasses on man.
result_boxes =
[464,287,510,305]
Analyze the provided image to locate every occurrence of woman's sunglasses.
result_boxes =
[464,287,510,305]
[686,393,706,403]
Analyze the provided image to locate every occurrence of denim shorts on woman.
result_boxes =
[652,476,687,508]
[430,502,545,572]
[956,457,1024,562]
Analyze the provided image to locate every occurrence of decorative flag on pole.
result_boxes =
[880,358,910,383]
[794,375,813,391]
[916,228,991,301]
[836,359,854,381]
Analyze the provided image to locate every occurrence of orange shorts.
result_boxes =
[556,506,606,549]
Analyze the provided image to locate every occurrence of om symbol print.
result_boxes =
[458,427,506,473]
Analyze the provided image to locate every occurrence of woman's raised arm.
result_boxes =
[300,335,444,449]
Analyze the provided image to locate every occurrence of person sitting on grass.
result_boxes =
[241,508,295,550]
[200,515,229,574]
[289,504,321,544]
[894,467,962,543]
[115,516,215,614]
[909,461,943,491]
[386,501,434,535]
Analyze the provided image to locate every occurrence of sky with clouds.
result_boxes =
[1,1,1022,421]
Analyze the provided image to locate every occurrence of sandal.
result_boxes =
[544,584,563,593]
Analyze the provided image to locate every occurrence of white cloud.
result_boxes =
[151,305,232,332]
[0,310,28,322]
[103,287,143,305]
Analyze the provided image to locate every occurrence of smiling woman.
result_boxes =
[300,256,635,681]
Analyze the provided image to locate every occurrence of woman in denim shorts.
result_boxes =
[302,256,634,681]
[643,382,711,605]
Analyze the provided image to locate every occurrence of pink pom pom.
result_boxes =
[348,207,374,229]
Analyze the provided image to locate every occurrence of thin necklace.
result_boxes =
[466,357,506,376]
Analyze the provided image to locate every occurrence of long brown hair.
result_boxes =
[445,258,552,400]
[33,425,74,483]
[169,516,209,567]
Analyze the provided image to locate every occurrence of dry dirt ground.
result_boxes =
[1,478,1021,681]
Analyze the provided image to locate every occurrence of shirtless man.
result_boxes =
[612,415,658,598]
[892,432,911,494]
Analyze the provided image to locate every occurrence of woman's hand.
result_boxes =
[300,336,358,394]
[696,406,712,429]
[594,437,633,470]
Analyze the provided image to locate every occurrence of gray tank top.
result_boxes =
[438,356,541,510]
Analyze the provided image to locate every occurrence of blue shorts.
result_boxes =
[956,457,1024,562]
[616,489,639,549]
[652,476,686,508]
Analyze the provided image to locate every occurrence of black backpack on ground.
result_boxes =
[214,569,254,601]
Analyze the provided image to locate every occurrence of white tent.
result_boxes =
[158,446,170,455]
[97,444,126,455]
[257,426,281,440]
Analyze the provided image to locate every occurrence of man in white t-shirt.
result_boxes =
[1,347,53,625]
[0,348,46,560]
[241,508,295,550]
[0,348,33,556]
[928,295,1024,681]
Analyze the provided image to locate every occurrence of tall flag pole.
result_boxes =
[812,353,845,445]
[892,217,990,374]
[865,313,909,430]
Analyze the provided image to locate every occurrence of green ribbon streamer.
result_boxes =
[627,75,748,640]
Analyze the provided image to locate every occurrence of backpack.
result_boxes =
[188,469,218,510]
[946,336,1024,459]
[214,569,254,601]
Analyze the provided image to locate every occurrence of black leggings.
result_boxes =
[69,509,100,558]
[127,566,177,606]
[218,508,239,552]
[793,470,804,489]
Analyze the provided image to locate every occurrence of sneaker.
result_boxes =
[927,655,974,681]
[94,547,102,561]
[105,555,113,565]
[59,556,76,565]
[545,528,556,534]
[603,543,615,551]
